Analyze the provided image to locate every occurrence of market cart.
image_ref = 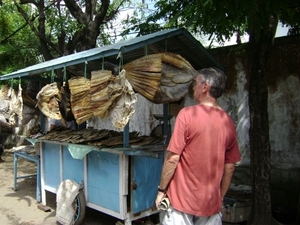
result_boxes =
[26,104,170,225]
[37,139,165,225]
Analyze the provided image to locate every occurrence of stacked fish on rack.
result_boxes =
[38,128,163,147]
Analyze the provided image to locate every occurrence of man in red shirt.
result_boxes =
[155,67,241,225]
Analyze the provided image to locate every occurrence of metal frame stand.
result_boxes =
[14,152,41,202]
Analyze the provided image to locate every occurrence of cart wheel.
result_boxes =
[73,190,86,225]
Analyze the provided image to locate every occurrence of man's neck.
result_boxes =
[199,96,220,108]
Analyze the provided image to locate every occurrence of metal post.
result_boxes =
[123,122,129,148]
[14,154,18,191]
[163,104,169,143]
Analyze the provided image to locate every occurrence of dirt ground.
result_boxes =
[0,149,154,225]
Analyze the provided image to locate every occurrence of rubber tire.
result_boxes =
[73,190,86,225]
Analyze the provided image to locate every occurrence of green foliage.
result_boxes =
[279,1,300,35]
[44,2,83,41]
[140,0,299,44]
[0,1,39,76]
[120,0,162,37]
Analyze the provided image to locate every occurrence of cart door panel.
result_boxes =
[62,146,84,184]
[131,152,164,214]
[43,142,61,189]
[87,151,120,213]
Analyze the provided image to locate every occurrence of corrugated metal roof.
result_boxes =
[0,28,224,81]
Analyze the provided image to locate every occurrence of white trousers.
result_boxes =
[160,206,222,225]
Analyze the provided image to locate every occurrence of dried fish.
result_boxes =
[90,70,122,119]
[36,82,62,120]
[109,69,137,129]
[0,85,24,127]
[68,77,93,124]
[123,52,197,103]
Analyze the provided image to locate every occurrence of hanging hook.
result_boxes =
[51,67,55,83]
[84,60,88,78]
[117,48,124,73]
[63,64,67,82]
[102,57,104,70]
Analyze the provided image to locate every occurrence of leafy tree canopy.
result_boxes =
[0,1,39,76]
[0,0,143,63]
[123,0,300,44]
[0,0,144,81]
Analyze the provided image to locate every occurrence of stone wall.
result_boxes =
[209,34,300,209]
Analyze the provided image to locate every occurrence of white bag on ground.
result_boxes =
[56,179,81,225]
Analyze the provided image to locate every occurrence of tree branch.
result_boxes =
[0,23,28,44]
[102,0,127,23]
[14,1,60,58]
[85,0,97,20]
[94,0,110,25]
[64,0,87,25]
[20,0,38,7]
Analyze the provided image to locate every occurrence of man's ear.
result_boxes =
[202,82,209,92]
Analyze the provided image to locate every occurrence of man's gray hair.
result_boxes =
[198,67,227,98]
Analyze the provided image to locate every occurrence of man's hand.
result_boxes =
[155,191,166,208]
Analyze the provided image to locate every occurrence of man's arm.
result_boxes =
[155,151,180,207]
[221,163,235,200]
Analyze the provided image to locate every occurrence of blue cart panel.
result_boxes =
[87,151,120,212]
[62,145,84,184]
[43,142,61,189]
[131,153,164,214]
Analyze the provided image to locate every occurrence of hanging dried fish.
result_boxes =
[109,69,137,129]
[0,98,11,127]
[36,82,62,120]
[153,62,198,103]
[68,77,93,124]
[0,84,9,99]
[90,70,122,119]
[123,52,198,104]
[122,54,162,101]
[10,83,23,126]
[0,85,12,127]
[0,84,24,127]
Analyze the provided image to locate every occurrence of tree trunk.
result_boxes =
[247,16,281,225]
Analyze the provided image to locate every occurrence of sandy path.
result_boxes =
[0,150,56,225]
